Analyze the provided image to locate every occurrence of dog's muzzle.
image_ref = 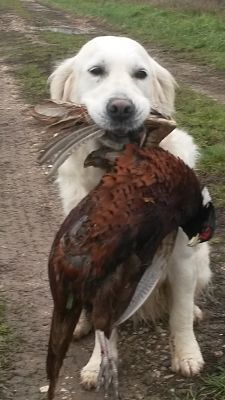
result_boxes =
[102,97,145,149]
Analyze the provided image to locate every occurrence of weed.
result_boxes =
[199,368,225,399]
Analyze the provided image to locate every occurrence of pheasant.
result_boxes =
[46,140,215,399]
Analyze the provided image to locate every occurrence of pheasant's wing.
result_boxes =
[115,231,177,326]
[29,100,90,125]
[29,100,105,173]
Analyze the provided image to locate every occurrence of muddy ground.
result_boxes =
[0,1,225,400]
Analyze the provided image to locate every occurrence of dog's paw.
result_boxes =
[80,363,100,389]
[172,353,204,376]
[171,337,204,376]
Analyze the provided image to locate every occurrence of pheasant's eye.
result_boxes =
[88,66,105,76]
[134,69,148,80]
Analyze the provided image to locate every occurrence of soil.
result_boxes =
[0,1,225,400]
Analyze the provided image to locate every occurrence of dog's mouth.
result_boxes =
[106,125,144,141]
[100,125,146,151]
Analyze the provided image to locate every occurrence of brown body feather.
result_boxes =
[47,143,207,399]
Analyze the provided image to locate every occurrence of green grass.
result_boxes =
[170,369,225,399]
[203,144,225,173]
[44,0,225,70]
[0,302,12,369]
[138,0,225,14]
[175,88,225,206]
[175,88,225,175]
[199,368,225,399]
[211,184,225,207]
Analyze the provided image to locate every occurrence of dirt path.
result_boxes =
[0,1,225,400]
[0,66,105,400]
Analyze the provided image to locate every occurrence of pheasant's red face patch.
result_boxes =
[200,226,214,242]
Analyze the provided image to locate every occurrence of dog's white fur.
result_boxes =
[49,36,211,388]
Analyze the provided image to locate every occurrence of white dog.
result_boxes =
[49,36,211,388]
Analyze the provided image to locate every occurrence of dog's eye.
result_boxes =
[88,66,105,76]
[134,69,148,79]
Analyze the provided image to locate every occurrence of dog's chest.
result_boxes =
[57,140,104,214]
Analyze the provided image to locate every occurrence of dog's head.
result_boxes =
[49,36,176,142]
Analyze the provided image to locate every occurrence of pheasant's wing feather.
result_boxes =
[115,231,177,325]
[115,254,165,326]
[48,129,103,177]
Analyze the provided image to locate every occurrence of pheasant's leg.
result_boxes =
[96,329,120,399]
[81,329,118,389]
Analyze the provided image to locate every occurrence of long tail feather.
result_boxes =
[47,306,82,400]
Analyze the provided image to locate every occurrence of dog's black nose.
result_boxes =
[107,98,135,122]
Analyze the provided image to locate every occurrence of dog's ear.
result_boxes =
[150,59,177,117]
[48,56,76,102]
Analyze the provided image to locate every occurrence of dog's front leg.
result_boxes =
[168,229,204,377]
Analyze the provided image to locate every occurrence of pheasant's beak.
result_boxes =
[188,234,201,247]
